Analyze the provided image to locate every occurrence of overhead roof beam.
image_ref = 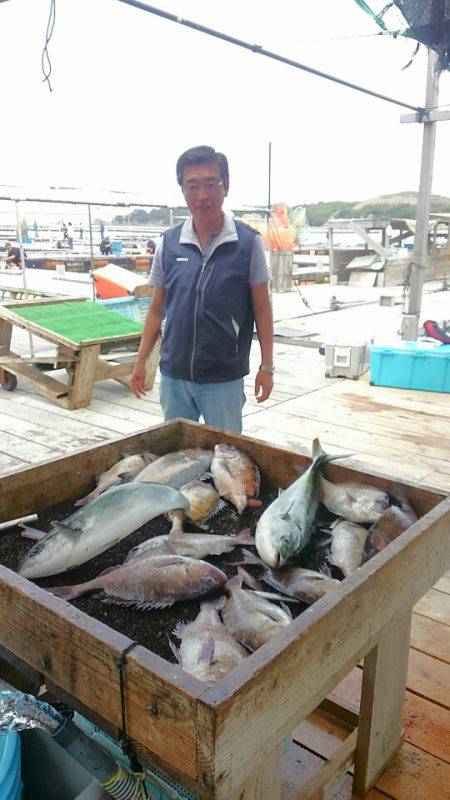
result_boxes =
[117,0,423,113]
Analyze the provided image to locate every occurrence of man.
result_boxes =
[130,145,274,434]
[100,236,112,255]
[4,242,21,268]
[67,222,74,249]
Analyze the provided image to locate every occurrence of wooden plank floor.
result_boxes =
[0,339,448,799]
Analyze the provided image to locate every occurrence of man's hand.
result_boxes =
[255,368,274,403]
[130,359,147,399]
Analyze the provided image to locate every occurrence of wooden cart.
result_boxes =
[0,297,159,409]
[0,420,448,800]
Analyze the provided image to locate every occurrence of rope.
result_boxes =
[41,0,56,92]
[116,642,141,772]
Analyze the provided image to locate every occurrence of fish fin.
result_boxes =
[202,596,226,612]
[280,498,295,521]
[202,498,226,523]
[232,548,263,567]
[94,474,102,485]
[98,565,119,578]
[237,566,263,591]
[101,596,173,610]
[74,492,95,507]
[280,601,293,619]
[250,588,299,605]
[312,437,325,460]
[321,561,333,577]
[198,637,215,666]
[277,487,284,497]
[169,640,181,663]
[47,584,86,602]
[226,573,244,591]
[246,497,262,508]
[173,620,188,639]
[116,470,136,482]
[19,523,47,541]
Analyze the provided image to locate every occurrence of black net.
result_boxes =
[394,1,450,68]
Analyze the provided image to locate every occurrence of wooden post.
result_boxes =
[353,609,412,797]
[0,320,12,352]
[68,343,101,409]
[230,744,282,800]
[328,225,334,284]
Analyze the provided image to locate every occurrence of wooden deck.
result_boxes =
[0,339,448,799]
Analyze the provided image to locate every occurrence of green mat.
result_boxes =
[13,300,144,344]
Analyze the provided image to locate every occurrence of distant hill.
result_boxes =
[305,192,450,226]
[112,207,187,225]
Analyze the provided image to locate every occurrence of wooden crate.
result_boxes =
[0,420,448,800]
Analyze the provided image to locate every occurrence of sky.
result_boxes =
[1,0,449,214]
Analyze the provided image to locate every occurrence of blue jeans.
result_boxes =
[160,373,246,434]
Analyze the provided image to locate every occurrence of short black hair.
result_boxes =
[176,146,229,187]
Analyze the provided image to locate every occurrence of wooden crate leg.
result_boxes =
[68,344,101,410]
[230,744,282,800]
[353,609,412,798]
[144,335,161,390]
[0,320,12,351]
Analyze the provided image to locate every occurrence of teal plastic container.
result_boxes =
[370,342,450,393]
[111,241,123,255]
[98,296,149,325]
[0,733,23,800]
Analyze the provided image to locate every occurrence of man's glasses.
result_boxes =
[182,179,224,196]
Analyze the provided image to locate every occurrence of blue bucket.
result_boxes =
[0,733,23,800]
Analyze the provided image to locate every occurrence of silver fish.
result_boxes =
[18,483,189,579]
[168,480,224,533]
[75,451,158,506]
[125,528,255,564]
[133,449,213,488]
[221,573,292,651]
[319,475,389,524]
[210,444,261,514]
[330,520,368,578]
[255,438,348,567]
[171,601,247,682]
[240,549,340,604]
[49,555,227,609]
[365,498,418,557]
[0,690,63,734]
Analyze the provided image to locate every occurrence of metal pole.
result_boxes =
[401,50,440,341]
[15,200,34,357]
[267,142,272,294]
[328,224,335,284]
[88,204,96,301]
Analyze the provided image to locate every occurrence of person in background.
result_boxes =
[100,222,105,240]
[130,145,274,434]
[61,222,68,241]
[33,221,39,239]
[146,239,156,255]
[79,223,84,239]
[4,242,21,268]
[67,222,74,249]
[100,236,112,255]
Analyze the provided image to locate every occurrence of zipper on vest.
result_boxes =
[190,257,208,381]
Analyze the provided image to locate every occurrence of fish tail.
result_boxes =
[312,438,352,469]
[230,547,262,567]
[47,583,87,602]
[234,528,255,545]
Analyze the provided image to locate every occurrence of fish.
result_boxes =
[170,601,247,682]
[133,449,213,489]
[210,444,261,514]
[329,520,368,578]
[255,438,349,567]
[167,479,224,533]
[365,498,418,558]
[48,555,227,608]
[124,528,255,564]
[18,483,190,579]
[319,474,389,524]
[221,573,292,651]
[240,549,340,604]
[75,451,158,506]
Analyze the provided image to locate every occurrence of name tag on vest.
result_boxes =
[176,257,189,262]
